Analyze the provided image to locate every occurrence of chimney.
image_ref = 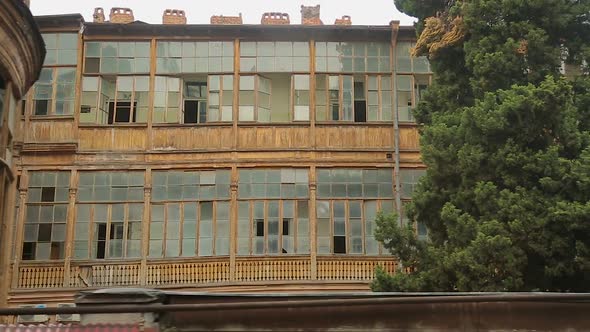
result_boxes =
[93,7,105,23]
[210,13,243,25]
[261,12,290,25]
[163,9,187,24]
[109,7,134,24]
[301,5,323,25]
[334,15,352,26]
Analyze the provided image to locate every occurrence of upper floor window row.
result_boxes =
[157,41,234,73]
[84,42,151,74]
[315,42,391,73]
[43,33,78,66]
[76,41,429,74]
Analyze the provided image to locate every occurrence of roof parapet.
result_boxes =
[261,12,290,25]
[109,7,134,24]
[210,13,243,25]
[163,9,187,25]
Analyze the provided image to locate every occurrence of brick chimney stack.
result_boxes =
[109,7,134,24]
[163,9,187,24]
[301,5,323,25]
[211,13,243,25]
[261,12,290,25]
[93,7,105,23]
[334,15,352,25]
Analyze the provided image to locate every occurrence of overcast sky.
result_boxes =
[29,0,416,26]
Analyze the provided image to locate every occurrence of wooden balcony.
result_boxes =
[15,256,396,290]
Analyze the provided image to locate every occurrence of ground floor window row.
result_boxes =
[20,199,404,261]
[19,169,426,260]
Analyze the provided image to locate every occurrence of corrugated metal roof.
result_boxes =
[0,325,143,332]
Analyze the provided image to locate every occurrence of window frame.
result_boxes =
[32,67,77,117]
[316,199,392,256]
[73,203,143,260]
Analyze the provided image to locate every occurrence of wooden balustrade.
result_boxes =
[147,260,230,286]
[16,257,396,289]
[18,265,64,289]
[317,257,396,281]
[69,263,141,287]
[235,258,311,282]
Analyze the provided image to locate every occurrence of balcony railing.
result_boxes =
[15,256,396,289]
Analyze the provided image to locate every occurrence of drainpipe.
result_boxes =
[390,21,402,226]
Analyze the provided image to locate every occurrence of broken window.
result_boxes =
[22,172,70,261]
[80,76,149,124]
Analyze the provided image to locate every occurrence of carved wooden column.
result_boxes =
[63,169,77,287]
[140,168,151,286]
[229,166,238,281]
[309,166,317,279]
[11,171,28,289]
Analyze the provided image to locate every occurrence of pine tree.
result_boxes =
[372,0,590,292]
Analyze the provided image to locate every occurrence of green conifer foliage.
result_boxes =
[373,0,590,292]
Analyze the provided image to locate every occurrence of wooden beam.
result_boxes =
[140,168,152,286]
[11,170,28,289]
[309,165,317,280]
[63,169,78,286]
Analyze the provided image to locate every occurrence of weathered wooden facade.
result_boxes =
[3,5,431,313]
[0,0,46,315]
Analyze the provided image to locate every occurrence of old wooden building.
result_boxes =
[2,4,430,317]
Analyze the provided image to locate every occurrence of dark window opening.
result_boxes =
[330,104,339,120]
[354,101,367,122]
[96,223,107,259]
[38,224,52,241]
[282,219,290,236]
[41,187,55,202]
[108,101,136,124]
[80,106,92,114]
[184,82,207,124]
[50,242,63,260]
[184,100,199,124]
[22,242,35,260]
[255,219,264,236]
[84,58,100,73]
[21,100,26,116]
[34,100,49,116]
[354,82,366,123]
[334,236,346,254]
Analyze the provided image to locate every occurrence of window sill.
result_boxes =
[152,122,233,128]
[238,122,310,127]
[78,123,148,128]
[29,115,75,121]
[70,259,142,265]
[316,121,394,126]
